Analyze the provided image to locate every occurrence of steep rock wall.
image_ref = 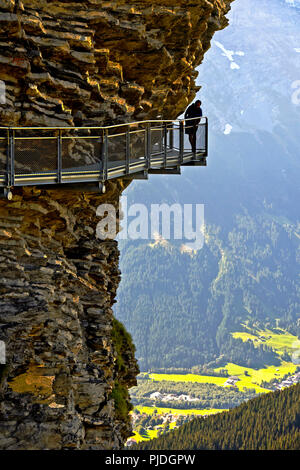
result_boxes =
[0,180,139,449]
[0,0,234,450]
[0,0,233,126]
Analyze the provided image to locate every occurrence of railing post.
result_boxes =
[204,117,208,157]
[99,131,103,177]
[179,120,184,164]
[57,129,62,184]
[6,128,11,187]
[144,125,147,168]
[126,127,130,175]
[10,129,15,186]
[169,123,174,150]
[102,128,108,182]
[100,129,104,179]
[159,121,163,154]
[163,122,167,168]
[146,123,151,169]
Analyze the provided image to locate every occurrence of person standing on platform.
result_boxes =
[184,100,203,153]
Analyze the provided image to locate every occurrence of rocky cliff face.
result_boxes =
[0,180,140,450]
[0,0,234,450]
[0,0,232,127]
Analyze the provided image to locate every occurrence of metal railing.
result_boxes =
[0,117,208,188]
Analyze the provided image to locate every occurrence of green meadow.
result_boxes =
[129,328,299,443]
[132,422,178,443]
[232,327,300,356]
[148,363,297,394]
[214,362,297,392]
[135,406,226,416]
[130,407,227,443]
[147,328,299,393]
[132,429,160,443]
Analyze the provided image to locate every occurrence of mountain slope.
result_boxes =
[114,0,300,371]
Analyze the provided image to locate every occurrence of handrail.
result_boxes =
[0,117,207,132]
[0,117,208,191]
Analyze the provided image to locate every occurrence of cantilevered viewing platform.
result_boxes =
[0,117,208,196]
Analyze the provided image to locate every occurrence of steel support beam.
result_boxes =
[149,166,181,175]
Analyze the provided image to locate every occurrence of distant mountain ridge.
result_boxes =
[114,0,300,371]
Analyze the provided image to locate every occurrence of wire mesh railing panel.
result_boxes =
[107,132,126,165]
[62,136,102,171]
[129,127,146,161]
[14,133,57,174]
[169,124,180,151]
[150,126,164,156]
[0,118,207,187]
[0,129,7,174]
[165,124,178,162]
[195,122,206,152]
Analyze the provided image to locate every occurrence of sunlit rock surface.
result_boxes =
[0,0,232,127]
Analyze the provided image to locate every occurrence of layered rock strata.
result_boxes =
[0,180,139,450]
[0,0,233,127]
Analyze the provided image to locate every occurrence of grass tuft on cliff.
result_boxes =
[111,318,136,373]
[110,318,137,423]
[111,382,133,421]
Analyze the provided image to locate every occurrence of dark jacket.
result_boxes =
[184,103,203,134]
[184,103,203,120]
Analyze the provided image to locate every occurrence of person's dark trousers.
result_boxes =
[188,127,197,153]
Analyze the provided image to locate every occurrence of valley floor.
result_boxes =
[127,328,300,445]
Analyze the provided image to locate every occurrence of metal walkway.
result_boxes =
[0,118,207,193]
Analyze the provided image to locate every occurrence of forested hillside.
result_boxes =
[114,0,300,372]
[135,384,300,450]
[117,212,299,370]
